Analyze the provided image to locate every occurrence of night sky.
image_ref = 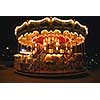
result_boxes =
[0,16,100,60]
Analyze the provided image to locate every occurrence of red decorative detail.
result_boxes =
[58,35,66,43]
[33,38,37,42]
[37,35,45,44]
[66,38,69,42]
[48,34,54,37]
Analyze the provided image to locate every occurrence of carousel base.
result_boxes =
[14,69,88,77]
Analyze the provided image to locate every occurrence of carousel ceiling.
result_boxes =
[15,17,88,38]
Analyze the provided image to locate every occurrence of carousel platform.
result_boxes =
[14,68,88,77]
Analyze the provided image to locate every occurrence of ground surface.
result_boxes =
[0,64,100,83]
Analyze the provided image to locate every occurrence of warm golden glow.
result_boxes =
[18,30,85,52]
[20,51,32,55]
[14,17,89,75]
[44,54,63,62]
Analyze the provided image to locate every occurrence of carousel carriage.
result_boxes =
[14,17,88,76]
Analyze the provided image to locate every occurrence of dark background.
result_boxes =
[0,16,100,66]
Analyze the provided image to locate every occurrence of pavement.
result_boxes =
[0,66,100,83]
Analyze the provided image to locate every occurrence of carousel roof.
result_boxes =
[15,17,88,37]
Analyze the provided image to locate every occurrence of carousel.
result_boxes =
[14,17,88,76]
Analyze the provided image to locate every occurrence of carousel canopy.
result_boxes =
[15,17,88,38]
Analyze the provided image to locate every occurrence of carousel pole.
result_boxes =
[74,46,77,53]
[80,44,83,54]
[79,45,81,53]
[21,44,22,50]
[18,43,19,52]
[83,42,86,56]
[76,45,78,53]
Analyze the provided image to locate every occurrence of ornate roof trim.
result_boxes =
[15,17,88,37]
